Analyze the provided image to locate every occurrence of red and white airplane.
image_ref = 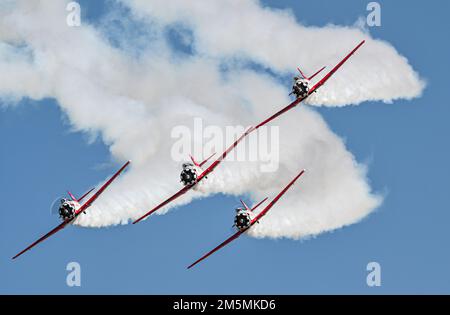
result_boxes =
[255,40,365,129]
[12,160,131,259]
[187,168,306,269]
[133,40,364,224]
[133,126,256,224]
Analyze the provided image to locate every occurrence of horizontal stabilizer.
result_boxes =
[78,187,95,202]
[297,66,326,80]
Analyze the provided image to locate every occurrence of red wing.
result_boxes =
[76,160,130,214]
[251,169,305,223]
[255,40,365,129]
[255,96,305,129]
[133,184,194,224]
[309,40,365,94]
[198,126,255,180]
[12,219,71,259]
[187,229,246,269]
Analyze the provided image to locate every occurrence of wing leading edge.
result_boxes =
[12,220,70,260]
[75,160,131,214]
[197,126,255,180]
[132,184,194,224]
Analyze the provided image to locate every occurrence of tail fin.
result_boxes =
[193,152,216,168]
[297,66,326,80]
[67,191,77,202]
[240,199,250,210]
[190,155,200,167]
[67,187,95,203]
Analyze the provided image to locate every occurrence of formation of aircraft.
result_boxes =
[132,40,365,225]
[13,40,365,265]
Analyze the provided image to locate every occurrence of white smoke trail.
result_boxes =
[124,0,425,106]
[0,1,424,238]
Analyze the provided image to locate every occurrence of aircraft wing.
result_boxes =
[12,219,72,259]
[308,40,365,94]
[251,169,305,224]
[197,126,255,180]
[187,229,246,269]
[187,169,306,269]
[12,160,130,260]
[255,40,365,129]
[255,96,306,129]
[76,160,131,214]
[133,184,194,224]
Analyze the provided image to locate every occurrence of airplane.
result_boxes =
[12,160,131,259]
[132,126,256,224]
[255,40,365,129]
[133,40,364,224]
[187,168,306,269]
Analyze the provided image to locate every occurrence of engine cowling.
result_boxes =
[59,200,75,220]
[234,209,251,230]
[180,163,198,186]
[292,78,310,98]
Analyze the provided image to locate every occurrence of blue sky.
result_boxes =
[1,0,449,294]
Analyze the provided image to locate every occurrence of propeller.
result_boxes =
[49,196,66,216]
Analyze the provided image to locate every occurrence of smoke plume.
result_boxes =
[0,0,424,239]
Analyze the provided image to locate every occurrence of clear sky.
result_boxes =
[1,0,449,294]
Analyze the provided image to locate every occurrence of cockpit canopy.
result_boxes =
[182,162,194,169]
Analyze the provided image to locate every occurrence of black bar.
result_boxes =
[1,295,449,313]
